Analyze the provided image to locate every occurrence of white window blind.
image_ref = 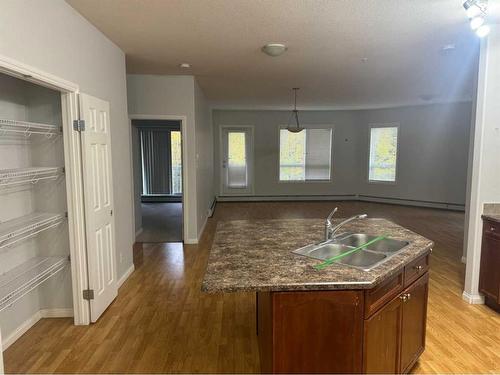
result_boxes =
[279,128,332,181]
[369,126,398,182]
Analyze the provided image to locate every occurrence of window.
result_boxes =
[170,130,182,194]
[279,128,332,181]
[369,126,398,182]
[227,131,247,188]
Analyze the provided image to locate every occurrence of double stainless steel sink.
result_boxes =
[293,233,409,271]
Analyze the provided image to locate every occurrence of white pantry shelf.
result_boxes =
[0,167,64,188]
[0,212,65,249]
[0,256,69,312]
[0,118,61,138]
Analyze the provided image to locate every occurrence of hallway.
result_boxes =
[136,203,183,243]
[3,202,500,373]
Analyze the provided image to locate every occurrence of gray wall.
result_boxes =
[213,102,472,207]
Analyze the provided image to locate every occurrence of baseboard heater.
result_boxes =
[208,198,217,217]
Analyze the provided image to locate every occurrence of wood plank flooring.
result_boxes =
[3,201,500,373]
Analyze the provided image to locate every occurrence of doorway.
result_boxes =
[132,119,183,242]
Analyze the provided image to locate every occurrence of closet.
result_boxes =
[0,60,117,359]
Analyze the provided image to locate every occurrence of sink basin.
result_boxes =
[293,242,351,261]
[336,233,409,253]
[338,251,387,270]
[292,233,411,271]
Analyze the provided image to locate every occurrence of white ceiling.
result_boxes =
[66,0,479,109]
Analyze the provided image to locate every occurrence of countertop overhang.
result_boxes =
[202,218,434,293]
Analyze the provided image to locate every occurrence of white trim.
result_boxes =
[219,125,255,196]
[135,227,143,238]
[184,238,199,244]
[0,57,88,326]
[462,291,485,304]
[2,308,74,350]
[129,114,190,243]
[0,54,79,93]
[210,98,473,112]
[461,255,467,264]
[40,308,74,318]
[117,264,135,289]
[216,194,465,211]
[367,123,400,184]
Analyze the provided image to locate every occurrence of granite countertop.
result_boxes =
[202,218,434,293]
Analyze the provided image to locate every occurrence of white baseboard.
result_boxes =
[117,264,135,289]
[216,194,465,211]
[462,291,485,304]
[461,255,467,264]
[40,308,74,318]
[184,238,198,244]
[2,308,73,350]
[135,227,143,238]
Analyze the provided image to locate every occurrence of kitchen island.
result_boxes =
[202,218,433,374]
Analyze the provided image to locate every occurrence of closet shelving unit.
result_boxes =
[0,81,70,328]
[0,212,66,249]
[0,256,69,312]
[0,167,64,188]
[0,119,61,138]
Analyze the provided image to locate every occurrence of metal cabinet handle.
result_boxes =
[490,226,496,232]
[399,293,411,302]
[414,265,423,272]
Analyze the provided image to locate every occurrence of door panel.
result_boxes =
[221,127,253,195]
[363,295,403,374]
[80,93,117,322]
[401,273,429,372]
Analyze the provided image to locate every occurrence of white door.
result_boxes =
[79,93,117,322]
[221,127,253,195]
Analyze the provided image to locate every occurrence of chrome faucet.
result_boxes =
[325,207,368,240]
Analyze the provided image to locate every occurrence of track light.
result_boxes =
[470,16,485,30]
[463,0,490,38]
[476,24,491,38]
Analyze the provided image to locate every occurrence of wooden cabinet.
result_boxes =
[363,294,403,373]
[256,252,430,374]
[363,272,429,374]
[479,219,500,312]
[400,273,429,372]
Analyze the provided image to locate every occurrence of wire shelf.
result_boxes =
[0,256,69,311]
[0,213,65,249]
[0,118,61,138]
[0,167,64,188]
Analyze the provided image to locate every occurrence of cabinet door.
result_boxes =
[400,273,429,373]
[363,295,403,373]
[479,233,500,301]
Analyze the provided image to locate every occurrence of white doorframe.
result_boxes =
[129,114,189,243]
[0,54,89,325]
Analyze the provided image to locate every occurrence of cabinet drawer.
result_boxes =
[364,270,404,318]
[483,219,500,237]
[404,254,429,287]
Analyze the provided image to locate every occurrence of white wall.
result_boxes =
[213,102,472,207]
[194,80,215,234]
[463,20,500,303]
[127,74,215,242]
[0,0,135,294]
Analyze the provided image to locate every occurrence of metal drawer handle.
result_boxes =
[491,227,496,232]
[399,293,411,302]
[414,265,423,272]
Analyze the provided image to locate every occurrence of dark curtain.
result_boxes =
[140,129,172,195]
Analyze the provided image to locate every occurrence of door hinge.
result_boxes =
[73,119,85,132]
[83,289,94,300]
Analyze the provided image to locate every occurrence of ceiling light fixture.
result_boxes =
[470,16,485,30]
[463,0,490,37]
[476,24,491,38]
[179,63,191,68]
[262,43,287,57]
[287,88,303,133]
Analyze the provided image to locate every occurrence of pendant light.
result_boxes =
[287,88,304,133]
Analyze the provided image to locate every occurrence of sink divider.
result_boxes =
[314,235,388,270]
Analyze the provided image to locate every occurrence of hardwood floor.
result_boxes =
[3,202,500,373]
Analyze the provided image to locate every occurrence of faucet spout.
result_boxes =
[325,211,368,241]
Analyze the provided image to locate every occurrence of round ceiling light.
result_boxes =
[261,43,287,57]
[179,63,191,68]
